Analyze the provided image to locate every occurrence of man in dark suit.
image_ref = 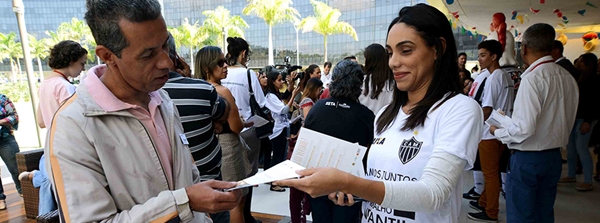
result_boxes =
[552,40,580,80]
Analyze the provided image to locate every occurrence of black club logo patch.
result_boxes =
[398,136,423,165]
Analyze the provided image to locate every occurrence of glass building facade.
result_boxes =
[1,0,480,70]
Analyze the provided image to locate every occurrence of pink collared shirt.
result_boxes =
[84,65,174,187]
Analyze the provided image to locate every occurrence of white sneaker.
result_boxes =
[0,200,6,210]
[18,170,36,182]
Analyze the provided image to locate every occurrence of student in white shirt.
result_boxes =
[321,62,332,88]
[221,36,265,223]
[463,67,490,201]
[359,43,395,114]
[489,23,579,223]
[277,4,483,223]
[467,40,515,222]
[263,68,299,192]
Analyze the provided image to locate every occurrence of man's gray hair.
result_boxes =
[329,60,365,101]
[85,0,162,58]
[522,23,555,54]
[167,32,177,61]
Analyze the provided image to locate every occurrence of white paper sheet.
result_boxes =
[290,127,367,176]
[485,109,514,128]
[226,160,304,191]
[246,115,270,127]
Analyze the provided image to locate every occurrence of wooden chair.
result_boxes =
[16,149,59,223]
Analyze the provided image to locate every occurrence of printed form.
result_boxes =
[226,127,367,191]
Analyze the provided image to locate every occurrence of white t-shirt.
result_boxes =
[362,94,483,223]
[321,72,332,88]
[38,77,76,127]
[359,77,394,115]
[265,93,289,140]
[221,67,266,120]
[480,69,515,140]
[467,69,491,101]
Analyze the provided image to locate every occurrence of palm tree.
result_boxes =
[169,18,208,73]
[0,32,22,82]
[300,0,358,62]
[202,6,249,51]
[28,35,50,81]
[243,0,300,65]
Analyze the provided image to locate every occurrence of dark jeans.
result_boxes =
[210,211,231,223]
[0,135,21,199]
[506,149,561,223]
[244,187,257,223]
[309,196,361,223]
[268,128,288,169]
[260,137,272,169]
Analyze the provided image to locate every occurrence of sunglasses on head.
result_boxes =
[217,59,227,67]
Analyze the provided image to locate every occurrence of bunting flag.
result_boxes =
[446,0,455,5]
[511,11,518,20]
[586,1,598,8]
[578,9,586,15]
[530,7,540,14]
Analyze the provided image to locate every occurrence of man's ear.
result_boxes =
[96,45,116,66]
[491,53,498,62]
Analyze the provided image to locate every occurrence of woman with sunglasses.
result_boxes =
[195,46,248,223]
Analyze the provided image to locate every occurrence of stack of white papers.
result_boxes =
[485,109,514,128]
[226,127,367,191]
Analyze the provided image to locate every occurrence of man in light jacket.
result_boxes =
[45,0,241,222]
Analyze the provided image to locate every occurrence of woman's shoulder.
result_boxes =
[434,93,482,116]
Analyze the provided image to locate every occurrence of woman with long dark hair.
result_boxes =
[221,37,265,223]
[559,53,600,191]
[359,43,395,114]
[263,68,299,192]
[277,4,483,223]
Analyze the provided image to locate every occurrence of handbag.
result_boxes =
[247,69,274,139]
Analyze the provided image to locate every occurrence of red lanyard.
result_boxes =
[529,60,554,73]
[53,70,70,82]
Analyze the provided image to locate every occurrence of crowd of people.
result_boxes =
[0,0,598,223]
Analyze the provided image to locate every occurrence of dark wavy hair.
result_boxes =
[48,40,88,69]
[300,64,320,90]
[226,37,250,66]
[266,68,283,98]
[376,3,462,133]
[478,40,503,60]
[363,43,394,99]
[301,78,324,103]
[329,60,364,101]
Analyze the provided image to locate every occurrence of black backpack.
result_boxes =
[247,69,274,139]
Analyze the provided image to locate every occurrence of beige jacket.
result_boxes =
[44,76,210,223]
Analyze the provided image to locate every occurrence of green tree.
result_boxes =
[28,35,50,81]
[300,0,358,62]
[0,32,22,82]
[168,18,208,73]
[243,0,300,65]
[202,6,249,49]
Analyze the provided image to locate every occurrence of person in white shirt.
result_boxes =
[489,23,579,223]
[467,40,515,222]
[277,4,483,223]
[320,61,332,88]
[463,67,490,201]
[221,36,265,223]
[359,43,394,114]
[263,67,300,192]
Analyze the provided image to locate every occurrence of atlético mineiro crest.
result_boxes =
[398,136,423,165]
